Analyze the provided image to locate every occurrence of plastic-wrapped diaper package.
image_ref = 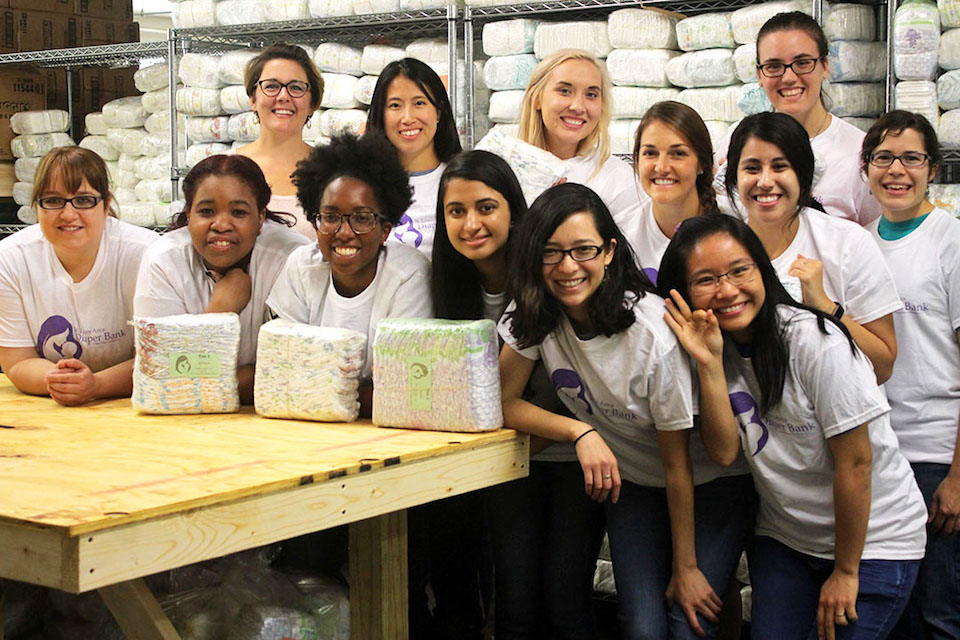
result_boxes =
[254,321,367,422]
[611,86,681,118]
[676,13,735,51]
[10,133,74,158]
[354,0,400,13]
[12,182,33,206]
[607,9,678,49]
[118,128,148,156]
[354,75,378,105]
[135,178,172,203]
[940,28,960,70]
[535,22,611,60]
[217,50,259,86]
[186,142,231,168]
[400,0,445,8]
[488,89,524,123]
[79,135,120,161]
[841,117,876,132]
[273,0,310,20]
[139,134,175,161]
[666,49,738,88]
[14,157,41,183]
[177,87,225,116]
[317,109,367,137]
[142,86,173,114]
[172,0,217,28]
[228,111,261,141]
[475,127,567,205]
[17,205,37,225]
[942,0,960,27]
[738,83,773,115]
[144,111,184,136]
[405,38,449,64]
[314,43,363,76]
[894,0,941,81]
[118,201,159,227]
[828,41,887,82]
[704,120,734,150]
[929,184,960,214]
[216,0,268,25]
[938,109,960,147]
[186,116,231,143]
[372,319,502,433]
[134,155,172,181]
[678,86,744,122]
[220,85,251,114]
[607,49,679,88]
[483,54,538,91]
[610,119,641,155]
[360,44,406,75]
[309,0,354,17]
[11,110,70,135]
[115,187,138,204]
[938,70,960,109]
[114,167,140,189]
[132,314,241,415]
[894,80,939,125]
[482,19,539,56]
[155,202,179,228]
[135,62,170,93]
[320,73,361,109]
[118,151,139,172]
[105,160,119,186]
[826,82,884,117]
[179,53,224,89]
[85,112,107,136]
[731,1,804,44]
[733,43,758,83]
[823,3,876,41]
[103,97,148,128]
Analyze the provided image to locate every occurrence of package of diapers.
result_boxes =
[704,120,735,149]
[103,97,148,128]
[254,321,366,422]
[116,128,148,157]
[185,116,231,144]
[940,28,960,69]
[144,111,184,136]
[114,167,139,189]
[611,86,681,118]
[186,142,231,168]
[738,83,773,115]
[840,117,876,132]
[11,110,69,135]
[894,80,940,125]
[308,0,353,16]
[731,1,805,44]
[172,0,218,28]
[320,73,361,109]
[361,44,406,75]
[228,111,261,141]
[12,182,33,206]
[179,53,224,89]
[535,22,611,60]
[17,205,37,224]
[938,109,960,147]
[115,187,138,204]
[354,0,400,13]
[135,178,172,203]
[118,201,159,227]
[475,127,567,205]
[942,0,960,27]
[273,0,310,20]
[675,13,735,51]
[354,75,378,105]
[219,85,250,114]
[828,41,887,82]
[372,319,502,433]
[142,86,174,114]
[14,157,41,183]
[610,119,641,155]
[678,86,744,122]
[140,133,172,158]
[117,151,139,172]
[318,109,367,137]
[79,135,119,161]
[733,43,758,83]
[938,70,960,109]
[85,112,107,136]
[825,81,884,117]
[487,89,524,123]
[314,43,363,77]
[132,314,241,415]
[894,0,941,81]
[134,155,172,181]
[217,50,259,86]
[216,0,268,25]
[929,183,960,214]
[607,9,678,49]
[482,19,538,56]
[405,38,448,64]
[177,87,225,116]
[134,62,170,92]
[10,133,74,158]
[607,49,679,88]
[483,54,538,91]
[666,49,738,88]
[823,3,876,41]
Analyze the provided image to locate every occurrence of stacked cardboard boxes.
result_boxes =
[0,0,138,53]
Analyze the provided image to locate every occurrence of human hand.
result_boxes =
[929,472,960,536]
[817,569,858,640]
[666,566,722,637]
[208,267,252,314]
[574,428,621,503]
[45,358,99,406]
[664,290,724,368]
[788,254,832,312]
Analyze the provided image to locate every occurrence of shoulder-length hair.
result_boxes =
[505,182,654,349]
[657,214,854,412]
[432,150,528,320]
[244,43,324,112]
[31,146,117,218]
[860,109,942,181]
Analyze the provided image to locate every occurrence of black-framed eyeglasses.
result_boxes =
[315,211,382,235]
[756,57,822,78]
[542,244,606,265]
[257,79,310,98]
[868,151,931,168]
[37,195,102,210]
[689,263,758,295]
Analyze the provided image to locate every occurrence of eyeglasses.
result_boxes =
[542,245,606,265]
[315,211,382,235]
[868,151,931,168]
[37,195,102,210]
[756,57,822,78]
[689,263,758,295]
[257,79,310,98]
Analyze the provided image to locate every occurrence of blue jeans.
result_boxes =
[891,462,960,640]
[604,473,757,640]
[750,536,920,640]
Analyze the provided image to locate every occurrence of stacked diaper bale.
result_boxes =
[482,20,538,138]
[372,318,503,433]
[314,42,368,142]
[929,183,960,214]
[132,313,241,414]
[254,320,367,422]
[937,0,960,147]
[9,109,73,225]
[821,3,883,130]
[172,0,218,28]
[894,0,941,130]
[178,53,233,176]
[475,127,567,204]
[310,0,446,16]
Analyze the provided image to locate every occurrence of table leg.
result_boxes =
[349,509,408,640]
[98,578,181,640]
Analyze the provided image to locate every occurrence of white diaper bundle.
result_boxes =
[938,109,960,146]
[172,0,217,28]
[179,53,224,89]
[185,115,231,143]
[738,83,773,115]
[535,22,611,59]
[354,76,378,105]
[607,49,679,88]
[185,142,232,168]
[134,62,170,93]
[220,85,251,114]
[361,44,406,75]
[894,80,940,125]
[317,109,368,137]
[483,54,538,90]
[104,96,148,128]
[940,28,960,69]
[487,89,524,123]
[483,19,539,56]
[79,135,119,161]
[938,70,960,109]
[731,1,805,44]
[215,0,269,25]
[894,0,941,81]
[825,82,885,117]
[677,86,744,122]
[665,49,738,88]
[10,133,75,158]
[823,3,876,41]
[475,127,568,205]
[828,41,887,82]
[12,182,33,206]
[14,157,41,183]
[228,111,261,141]
[177,87,226,116]
[610,119,641,155]
[142,86,173,114]
[607,9,678,49]
[733,43,758,83]
[218,50,259,85]
[320,73,361,109]
[676,13,735,51]
[611,87,681,118]
[85,112,107,136]
[11,109,70,135]
[314,43,364,76]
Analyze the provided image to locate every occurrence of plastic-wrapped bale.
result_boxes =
[320,73,360,109]
[354,0,400,12]
[607,9,678,49]
[254,321,366,422]
[318,109,367,137]
[360,44,405,75]
[354,75,378,105]
[309,0,354,17]
[611,87,681,118]
[10,132,74,158]
[118,152,139,172]
[186,142,231,168]
[610,119,641,155]
[607,49,679,88]
[475,127,567,205]
[135,62,170,92]
[929,183,960,214]
[14,157,41,183]
[733,43,757,83]
[483,54,538,91]
[144,111,183,136]
[893,0,941,81]
[12,182,32,206]
[731,1,805,44]
[488,89,524,123]
[178,87,225,116]
[115,187,138,204]
[179,53,224,89]
[826,81,884,117]
[273,0,310,20]
[678,86,743,122]
[114,167,139,189]
[186,116,232,144]
[405,38,448,64]
[228,111,261,141]
[86,112,107,136]
[105,160,120,187]
[665,50,738,88]
[172,0,217,28]
[675,13,735,52]
[17,205,37,224]
[372,319,502,432]
[133,314,241,415]
[894,80,939,125]
[143,85,175,114]
[400,0,445,7]
[314,43,363,76]
[118,201,159,227]
[704,120,734,149]
[217,50,259,86]
[482,19,539,56]
[940,28,960,69]
[823,3,876,41]
[11,109,69,135]
[220,85,251,114]
[939,109,960,147]
[80,135,119,161]
[738,83,773,115]
[828,41,886,82]
[114,128,149,156]
[841,117,876,132]
[938,69,960,109]
[134,155,172,180]
[103,97,148,128]
[216,0,268,25]
[535,22,611,60]
[942,0,960,27]
[155,202,179,227]
[135,179,172,203]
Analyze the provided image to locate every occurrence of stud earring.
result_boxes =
[253,111,260,124]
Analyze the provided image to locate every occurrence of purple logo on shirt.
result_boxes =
[643,267,659,287]
[552,368,594,415]
[393,214,423,248]
[729,391,769,455]
[36,315,83,361]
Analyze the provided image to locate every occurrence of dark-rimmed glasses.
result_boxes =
[756,58,822,78]
[542,245,606,265]
[868,151,931,168]
[37,195,102,210]
[315,212,382,235]
[257,79,310,98]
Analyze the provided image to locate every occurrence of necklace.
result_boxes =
[811,109,829,139]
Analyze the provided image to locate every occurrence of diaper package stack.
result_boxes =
[372,318,503,433]
[132,313,241,415]
[481,19,538,138]
[254,320,367,422]
[475,127,567,204]
[937,3,960,146]
[9,109,73,224]
[892,0,943,133]
[820,3,882,129]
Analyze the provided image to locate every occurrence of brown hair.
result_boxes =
[860,109,941,181]
[31,146,116,217]
[244,43,324,111]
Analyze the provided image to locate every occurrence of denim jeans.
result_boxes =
[890,462,960,640]
[604,473,757,640]
[750,535,920,640]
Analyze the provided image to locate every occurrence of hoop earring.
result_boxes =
[253,111,260,124]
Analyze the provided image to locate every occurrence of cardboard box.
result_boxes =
[0,10,17,53]
[43,67,69,111]
[9,0,69,15]
[0,161,15,198]
[73,0,131,20]
[101,67,135,96]
[15,10,80,52]
[0,66,46,161]
[80,17,137,45]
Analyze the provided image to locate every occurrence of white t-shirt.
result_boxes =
[620,199,671,286]
[133,221,311,366]
[481,288,507,323]
[266,243,432,380]
[387,163,445,258]
[770,207,902,325]
[724,307,926,559]
[268,193,315,240]
[564,152,646,227]
[319,260,380,379]
[0,217,158,372]
[868,209,960,465]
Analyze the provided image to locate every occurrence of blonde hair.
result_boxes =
[31,146,117,218]
[518,49,612,165]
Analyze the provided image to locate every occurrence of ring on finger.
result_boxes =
[603,474,612,479]
[835,613,847,619]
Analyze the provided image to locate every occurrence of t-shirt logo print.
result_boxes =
[394,214,424,248]
[36,315,83,361]
[729,391,769,455]
[551,368,594,415]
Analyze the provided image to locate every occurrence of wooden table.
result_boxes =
[0,377,528,639]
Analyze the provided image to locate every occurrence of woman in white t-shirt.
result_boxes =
[723,111,900,383]
[517,49,644,226]
[0,146,158,405]
[660,214,927,640]
[365,58,462,257]
[134,154,311,403]
[861,111,960,638]
[499,183,755,639]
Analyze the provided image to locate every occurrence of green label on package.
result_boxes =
[169,352,221,378]
[406,355,432,411]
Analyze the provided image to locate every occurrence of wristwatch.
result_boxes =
[832,302,845,320]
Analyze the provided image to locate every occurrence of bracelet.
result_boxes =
[574,428,597,445]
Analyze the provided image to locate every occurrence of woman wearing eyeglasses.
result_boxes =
[0,146,158,405]
[236,44,325,239]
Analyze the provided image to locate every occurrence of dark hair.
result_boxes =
[31,146,116,218]
[860,109,942,180]
[431,150,528,320]
[505,183,655,349]
[244,43,324,111]
[657,215,854,412]
[634,101,718,214]
[365,58,462,164]
[757,11,828,62]
[293,133,413,227]
[171,154,294,229]
[725,112,824,217]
